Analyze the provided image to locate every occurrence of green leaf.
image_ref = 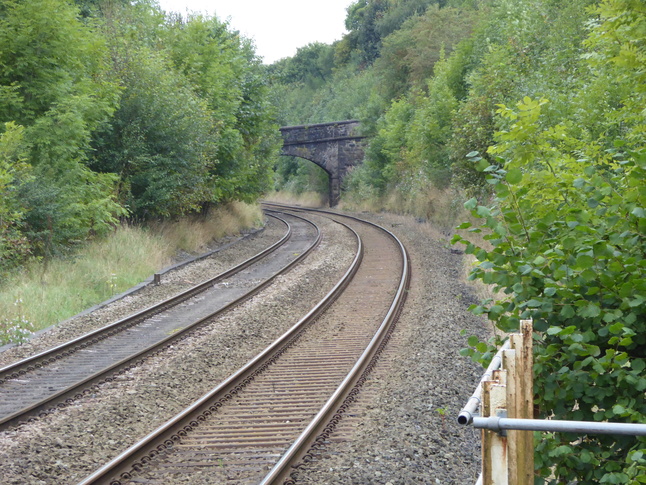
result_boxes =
[476,205,491,217]
[506,168,523,184]
[560,305,575,318]
[612,404,626,415]
[578,303,601,318]
[464,198,477,210]
[575,254,596,269]
[544,287,557,297]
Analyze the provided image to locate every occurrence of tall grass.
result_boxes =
[0,202,262,344]
[264,190,326,208]
[150,201,262,254]
[341,185,466,233]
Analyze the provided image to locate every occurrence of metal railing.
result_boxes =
[457,320,646,485]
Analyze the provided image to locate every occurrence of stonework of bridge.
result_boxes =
[279,120,366,206]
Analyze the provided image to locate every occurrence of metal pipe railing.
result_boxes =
[457,339,511,425]
[473,416,646,436]
[459,321,646,485]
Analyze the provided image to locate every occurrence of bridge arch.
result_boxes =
[279,120,366,206]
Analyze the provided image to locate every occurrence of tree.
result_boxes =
[90,47,215,219]
[454,2,646,480]
[165,14,278,204]
[0,122,31,274]
[0,0,123,255]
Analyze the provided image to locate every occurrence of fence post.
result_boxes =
[481,320,534,485]
[506,320,534,484]
[482,370,508,484]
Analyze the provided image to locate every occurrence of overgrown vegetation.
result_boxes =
[0,0,279,277]
[271,0,645,482]
[0,202,261,345]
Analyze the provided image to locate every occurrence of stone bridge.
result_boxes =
[279,120,366,206]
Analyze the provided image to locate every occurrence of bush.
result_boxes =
[454,96,646,484]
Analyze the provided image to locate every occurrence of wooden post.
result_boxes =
[481,320,534,485]
[503,348,519,484]
[482,371,508,485]
[508,320,534,484]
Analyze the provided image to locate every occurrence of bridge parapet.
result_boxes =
[281,120,365,146]
[279,120,366,206]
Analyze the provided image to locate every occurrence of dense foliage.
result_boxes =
[271,0,645,482]
[0,0,279,274]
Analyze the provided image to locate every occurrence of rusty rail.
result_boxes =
[260,210,411,485]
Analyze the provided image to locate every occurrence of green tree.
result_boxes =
[454,1,646,479]
[375,5,478,99]
[0,122,31,274]
[90,48,215,218]
[345,0,389,64]
[165,13,278,203]
[0,0,123,255]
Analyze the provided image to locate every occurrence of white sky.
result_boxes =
[155,0,355,64]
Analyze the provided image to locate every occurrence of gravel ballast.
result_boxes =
[0,210,491,484]
[294,211,490,484]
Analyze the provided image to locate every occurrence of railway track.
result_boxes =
[76,207,411,485]
[0,212,321,430]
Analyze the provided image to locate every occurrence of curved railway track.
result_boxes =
[0,212,321,430]
[77,206,411,485]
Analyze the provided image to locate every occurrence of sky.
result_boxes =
[155,0,355,64]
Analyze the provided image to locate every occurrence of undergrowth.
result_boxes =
[264,190,326,208]
[0,202,262,345]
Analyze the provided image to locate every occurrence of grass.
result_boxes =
[340,185,466,234]
[150,201,262,254]
[263,190,327,208]
[0,202,262,345]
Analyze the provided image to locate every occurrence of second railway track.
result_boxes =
[0,206,411,485]
[0,212,320,429]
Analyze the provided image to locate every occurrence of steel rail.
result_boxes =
[0,214,291,383]
[258,207,412,485]
[75,218,364,485]
[0,213,321,430]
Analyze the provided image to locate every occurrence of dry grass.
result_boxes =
[0,202,263,342]
[338,195,383,214]
[150,201,263,254]
[263,191,327,208]
[342,185,465,233]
